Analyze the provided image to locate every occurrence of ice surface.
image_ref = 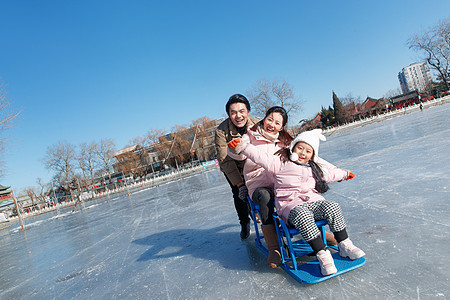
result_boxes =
[0,103,449,299]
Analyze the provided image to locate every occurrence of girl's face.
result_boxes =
[263,112,284,134]
[293,141,314,164]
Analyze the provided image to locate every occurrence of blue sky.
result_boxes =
[1,0,449,192]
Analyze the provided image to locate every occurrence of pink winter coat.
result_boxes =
[241,142,348,223]
[227,128,285,198]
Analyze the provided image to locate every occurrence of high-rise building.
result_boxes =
[398,62,433,94]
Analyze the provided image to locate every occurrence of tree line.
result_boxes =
[23,116,218,203]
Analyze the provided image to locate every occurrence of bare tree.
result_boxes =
[170,125,193,164]
[383,88,403,99]
[95,139,116,182]
[24,187,37,208]
[408,19,450,90]
[0,81,20,174]
[246,79,302,119]
[339,93,362,106]
[338,93,363,122]
[44,141,77,200]
[78,142,100,184]
[127,136,145,148]
[154,135,172,165]
[143,129,167,147]
[114,145,149,178]
[191,117,215,161]
[128,128,167,148]
[36,177,48,202]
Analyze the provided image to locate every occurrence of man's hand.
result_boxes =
[238,184,248,200]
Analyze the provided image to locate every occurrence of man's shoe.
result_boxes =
[240,222,250,239]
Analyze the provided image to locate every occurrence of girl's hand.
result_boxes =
[345,171,355,180]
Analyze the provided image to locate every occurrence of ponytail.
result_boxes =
[309,161,329,193]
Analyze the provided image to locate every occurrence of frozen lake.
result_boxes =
[0,103,449,299]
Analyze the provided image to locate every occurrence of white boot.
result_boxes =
[338,238,365,260]
[316,249,337,276]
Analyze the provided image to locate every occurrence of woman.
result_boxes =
[228,107,337,268]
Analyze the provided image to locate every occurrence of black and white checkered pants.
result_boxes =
[288,199,347,242]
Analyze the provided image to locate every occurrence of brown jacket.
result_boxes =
[214,116,259,186]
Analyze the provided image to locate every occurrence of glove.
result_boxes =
[228,135,249,154]
[238,184,248,200]
[227,138,241,149]
[346,171,355,180]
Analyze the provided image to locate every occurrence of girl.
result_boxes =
[228,129,365,276]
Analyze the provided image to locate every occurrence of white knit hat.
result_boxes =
[289,129,326,162]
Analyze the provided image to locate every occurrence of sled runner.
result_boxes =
[247,196,366,284]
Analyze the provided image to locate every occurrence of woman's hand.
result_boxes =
[227,135,249,154]
[227,138,241,149]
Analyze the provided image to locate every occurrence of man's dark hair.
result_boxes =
[226,94,251,115]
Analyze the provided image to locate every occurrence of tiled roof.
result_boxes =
[114,145,140,157]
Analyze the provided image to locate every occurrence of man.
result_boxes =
[215,94,259,239]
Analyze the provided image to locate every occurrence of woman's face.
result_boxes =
[293,141,314,164]
[263,112,284,134]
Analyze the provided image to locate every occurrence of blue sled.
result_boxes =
[247,196,365,284]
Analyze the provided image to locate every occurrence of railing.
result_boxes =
[2,160,219,224]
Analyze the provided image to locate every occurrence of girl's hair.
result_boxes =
[310,161,329,193]
[275,146,329,194]
[251,106,293,146]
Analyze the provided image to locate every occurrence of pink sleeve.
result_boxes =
[322,166,347,183]
[317,157,348,182]
[226,148,247,161]
[316,157,337,170]
[241,143,283,174]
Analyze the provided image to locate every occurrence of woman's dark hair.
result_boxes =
[226,94,251,115]
[274,147,290,162]
[265,106,288,127]
[251,106,293,146]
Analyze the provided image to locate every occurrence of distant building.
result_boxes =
[0,185,12,203]
[112,117,223,178]
[113,145,151,178]
[398,62,433,94]
[390,91,420,109]
[0,185,13,213]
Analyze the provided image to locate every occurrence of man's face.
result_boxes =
[228,102,249,128]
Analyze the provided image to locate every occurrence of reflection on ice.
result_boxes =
[0,103,449,299]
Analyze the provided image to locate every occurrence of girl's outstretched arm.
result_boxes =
[227,136,283,173]
[316,157,354,182]
[322,166,348,183]
[241,143,283,174]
